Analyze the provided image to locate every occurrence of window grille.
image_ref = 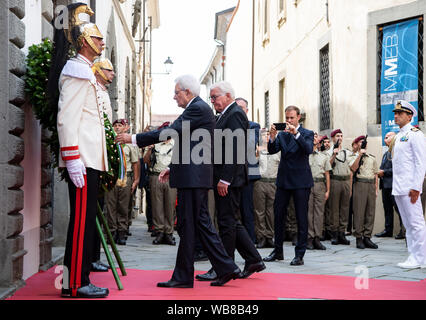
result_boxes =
[320,44,330,131]
[265,91,270,128]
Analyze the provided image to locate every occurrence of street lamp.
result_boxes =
[151,56,174,75]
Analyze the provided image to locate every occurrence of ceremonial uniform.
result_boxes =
[392,123,426,267]
[308,150,331,242]
[349,151,379,243]
[328,147,352,242]
[58,54,108,295]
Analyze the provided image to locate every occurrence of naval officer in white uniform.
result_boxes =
[391,100,426,269]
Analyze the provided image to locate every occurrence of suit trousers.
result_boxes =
[172,188,237,284]
[352,181,376,238]
[63,168,100,294]
[308,182,326,238]
[273,187,311,258]
[329,179,351,233]
[150,175,177,235]
[215,187,262,267]
[240,180,257,243]
[253,180,275,240]
[381,187,402,234]
[394,195,426,265]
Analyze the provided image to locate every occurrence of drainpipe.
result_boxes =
[251,0,255,121]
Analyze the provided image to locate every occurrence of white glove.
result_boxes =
[66,158,87,188]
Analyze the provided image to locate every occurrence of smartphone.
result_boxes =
[273,123,287,131]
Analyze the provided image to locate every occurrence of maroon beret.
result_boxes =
[319,135,328,143]
[353,135,366,144]
[113,119,128,126]
[330,129,342,137]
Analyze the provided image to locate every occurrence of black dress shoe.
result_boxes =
[163,233,176,246]
[375,230,393,238]
[157,280,193,288]
[290,257,304,266]
[313,237,326,250]
[240,261,266,279]
[338,232,350,245]
[263,250,284,262]
[363,237,378,249]
[153,233,164,245]
[395,230,406,240]
[211,268,241,286]
[265,238,275,248]
[61,284,109,298]
[194,251,209,262]
[306,238,314,250]
[356,237,365,249]
[256,238,266,249]
[91,261,109,272]
[195,268,217,281]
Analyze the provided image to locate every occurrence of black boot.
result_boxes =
[395,230,406,239]
[256,238,266,249]
[356,237,365,249]
[330,232,339,245]
[306,238,314,250]
[363,237,378,249]
[116,231,127,245]
[338,232,350,245]
[153,232,164,245]
[313,236,326,250]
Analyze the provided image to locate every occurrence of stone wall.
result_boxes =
[0,0,27,299]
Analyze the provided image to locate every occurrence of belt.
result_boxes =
[149,172,160,176]
[313,177,325,183]
[355,177,375,184]
[331,175,350,181]
[260,178,276,183]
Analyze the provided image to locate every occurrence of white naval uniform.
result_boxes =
[96,81,113,123]
[392,123,426,265]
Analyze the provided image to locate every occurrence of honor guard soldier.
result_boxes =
[48,3,109,298]
[307,133,332,250]
[391,100,426,269]
[327,129,352,245]
[349,136,379,249]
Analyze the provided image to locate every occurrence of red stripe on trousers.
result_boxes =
[75,175,88,293]
[70,186,82,297]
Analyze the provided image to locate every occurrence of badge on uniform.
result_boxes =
[400,135,409,142]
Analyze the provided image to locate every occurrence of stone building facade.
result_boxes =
[0,0,158,299]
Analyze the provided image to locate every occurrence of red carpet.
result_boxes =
[8,268,426,300]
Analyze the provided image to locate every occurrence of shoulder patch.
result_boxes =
[411,127,420,132]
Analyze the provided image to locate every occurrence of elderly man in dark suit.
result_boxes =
[263,106,314,266]
[196,82,265,282]
[116,75,240,288]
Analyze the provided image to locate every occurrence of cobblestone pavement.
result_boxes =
[102,213,426,282]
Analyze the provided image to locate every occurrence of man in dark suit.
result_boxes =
[375,131,404,239]
[263,106,314,266]
[236,97,260,244]
[196,82,265,282]
[116,75,240,287]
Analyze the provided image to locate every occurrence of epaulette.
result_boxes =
[411,127,420,132]
[61,58,95,82]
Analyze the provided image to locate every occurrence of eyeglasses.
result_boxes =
[174,89,186,96]
[209,94,223,101]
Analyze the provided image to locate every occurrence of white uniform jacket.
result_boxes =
[392,123,426,196]
[57,54,108,172]
[96,81,113,123]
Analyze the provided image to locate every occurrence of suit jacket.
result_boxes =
[213,102,249,187]
[247,121,261,180]
[135,96,214,189]
[379,151,393,189]
[268,126,314,189]
[57,56,108,172]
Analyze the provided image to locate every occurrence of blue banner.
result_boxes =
[380,19,418,145]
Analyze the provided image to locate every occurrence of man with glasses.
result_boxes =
[196,82,265,282]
